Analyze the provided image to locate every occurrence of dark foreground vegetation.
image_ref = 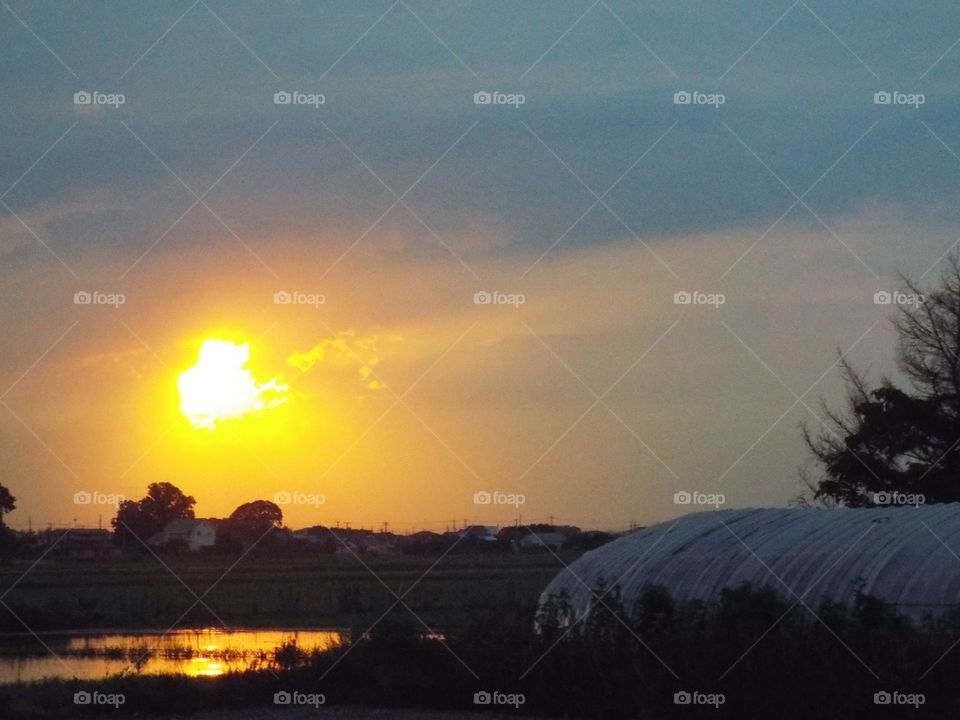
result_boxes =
[4,585,960,719]
[0,553,570,632]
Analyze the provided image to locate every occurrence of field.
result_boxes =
[7,584,960,719]
[155,709,527,720]
[0,552,579,632]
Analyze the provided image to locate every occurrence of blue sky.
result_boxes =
[4,0,960,258]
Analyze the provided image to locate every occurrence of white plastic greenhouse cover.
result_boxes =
[540,506,960,621]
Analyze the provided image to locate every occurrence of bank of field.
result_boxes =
[0,553,580,632]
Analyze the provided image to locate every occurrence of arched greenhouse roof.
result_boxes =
[541,506,960,621]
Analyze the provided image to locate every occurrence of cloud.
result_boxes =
[4,2,960,264]
[0,195,113,261]
[288,330,398,391]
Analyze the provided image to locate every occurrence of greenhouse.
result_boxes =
[540,505,960,623]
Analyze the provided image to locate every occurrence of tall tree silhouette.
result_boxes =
[0,483,15,526]
[806,254,960,505]
[112,482,196,547]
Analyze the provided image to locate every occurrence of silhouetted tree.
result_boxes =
[0,484,16,557]
[223,500,282,548]
[0,483,15,525]
[805,254,960,505]
[112,482,196,548]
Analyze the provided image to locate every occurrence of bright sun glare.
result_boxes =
[177,339,288,430]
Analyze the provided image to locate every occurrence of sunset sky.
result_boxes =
[3,1,960,531]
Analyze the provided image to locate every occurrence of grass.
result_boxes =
[0,552,577,632]
[6,584,960,719]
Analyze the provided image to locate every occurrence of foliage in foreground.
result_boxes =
[5,584,960,718]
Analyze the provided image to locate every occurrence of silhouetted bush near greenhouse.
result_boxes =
[6,584,960,718]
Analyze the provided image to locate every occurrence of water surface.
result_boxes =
[0,627,343,684]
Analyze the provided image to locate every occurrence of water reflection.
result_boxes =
[0,628,343,684]
[187,656,225,678]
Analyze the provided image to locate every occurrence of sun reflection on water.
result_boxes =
[0,628,345,684]
[187,656,226,677]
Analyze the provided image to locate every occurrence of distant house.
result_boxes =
[292,528,324,544]
[519,531,569,552]
[400,530,446,555]
[325,528,399,556]
[361,533,398,556]
[458,525,498,543]
[407,530,443,544]
[148,518,218,550]
[29,528,119,560]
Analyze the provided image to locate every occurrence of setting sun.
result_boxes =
[177,339,288,430]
